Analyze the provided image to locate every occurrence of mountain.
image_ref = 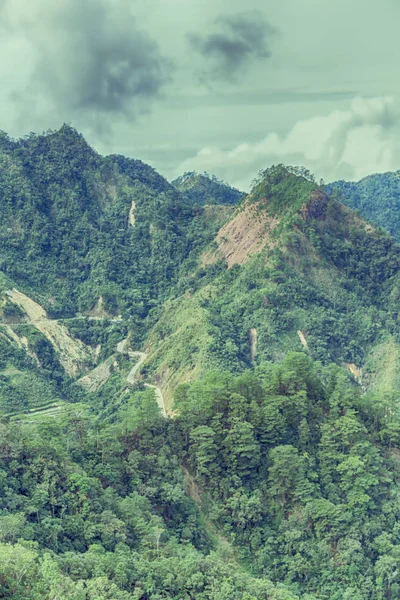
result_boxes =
[172,171,244,205]
[146,165,400,403]
[0,125,226,414]
[327,171,400,241]
[1,132,400,600]
[0,125,221,322]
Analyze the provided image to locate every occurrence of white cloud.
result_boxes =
[174,97,400,190]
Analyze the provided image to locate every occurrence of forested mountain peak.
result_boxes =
[172,170,244,205]
[0,127,218,319]
[248,164,319,215]
[203,164,368,269]
[150,163,400,402]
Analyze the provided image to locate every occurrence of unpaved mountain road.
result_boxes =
[126,351,147,384]
[144,384,167,418]
[2,288,167,417]
[122,347,167,417]
[6,344,167,421]
[78,342,167,417]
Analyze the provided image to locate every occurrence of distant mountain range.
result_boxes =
[327,171,400,240]
[172,171,244,206]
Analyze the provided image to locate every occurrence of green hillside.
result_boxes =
[0,125,218,321]
[327,171,400,241]
[146,165,400,404]
[172,171,244,206]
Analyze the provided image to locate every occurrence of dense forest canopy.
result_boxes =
[0,125,218,321]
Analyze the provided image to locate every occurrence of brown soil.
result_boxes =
[88,296,112,319]
[201,201,279,268]
[345,363,362,381]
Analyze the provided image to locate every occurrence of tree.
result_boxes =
[223,418,260,479]
[268,445,314,513]
[190,425,219,480]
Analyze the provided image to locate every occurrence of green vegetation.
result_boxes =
[1,355,400,598]
[327,171,400,241]
[146,166,400,398]
[249,164,318,232]
[0,382,298,600]
[0,126,220,322]
[172,171,244,206]
[0,332,64,414]
[0,127,400,598]
[175,355,400,599]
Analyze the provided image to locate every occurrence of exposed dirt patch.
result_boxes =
[6,289,95,377]
[129,200,136,226]
[87,296,113,319]
[297,330,309,350]
[203,201,279,268]
[345,363,362,382]
[78,355,118,393]
[250,328,257,360]
[201,247,223,267]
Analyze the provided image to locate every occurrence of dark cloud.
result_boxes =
[1,0,172,129]
[188,11,278,82]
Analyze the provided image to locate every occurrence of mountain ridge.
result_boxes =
[143,165,400,404]
[327,170,400,241]
[172,170,244,206]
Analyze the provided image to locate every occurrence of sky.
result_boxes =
[1,0,400,191]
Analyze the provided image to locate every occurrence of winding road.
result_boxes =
[5,338,167,421]
[2,290,167,420]
[122,348,167,418]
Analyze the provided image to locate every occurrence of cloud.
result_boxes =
[188,11,278,83]
[174,97,400,190]
[0,0,172,131]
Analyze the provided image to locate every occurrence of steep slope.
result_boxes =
[145,165,400,404]
[172,171,244,206]
[201,201,279,268]
[327,171,400,240]
[0,126,217,323]
[0,127,236,415]
[5,289,95,377]
[2,150,399,411]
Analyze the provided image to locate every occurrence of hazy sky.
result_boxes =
[1,0,400,190]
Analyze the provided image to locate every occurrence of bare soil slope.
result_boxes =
[6,289,95,377]
[202,201,279,268]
